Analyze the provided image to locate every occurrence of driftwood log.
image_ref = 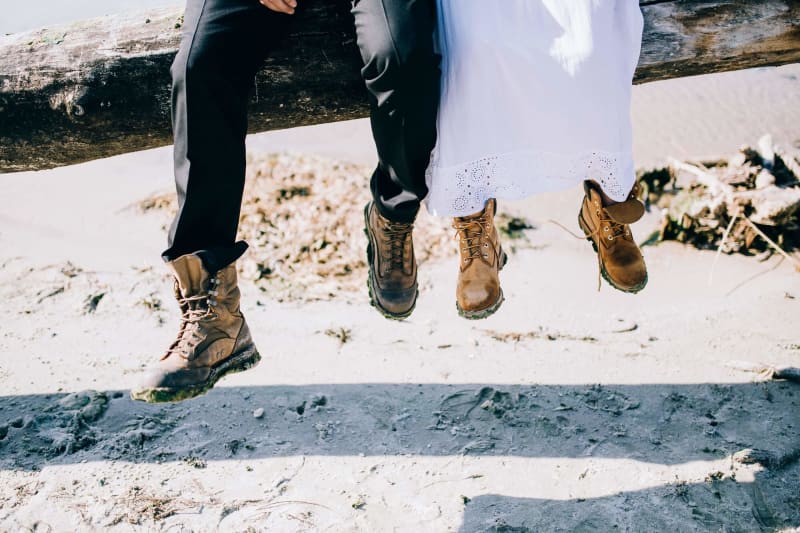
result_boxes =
[637,133,800,263]
[1,1,799,172]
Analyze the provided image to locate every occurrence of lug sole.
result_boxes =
[363,202,418,321]
[130,347,261,403]
[578,212,648,294]
[455,250,508,320]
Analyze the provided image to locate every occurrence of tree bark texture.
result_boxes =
[1,1,798,172]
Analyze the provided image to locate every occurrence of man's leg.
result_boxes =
[164,0,288,271]
[352,0,440,319]
[352,0,440,223]
[578,180,648,293]
[132,0,290,402]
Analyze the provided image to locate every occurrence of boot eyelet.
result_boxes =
[607,235,614,241]
[604,227,609,232]
[483,254,488,258]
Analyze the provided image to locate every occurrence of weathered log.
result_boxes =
[1,1,799,172]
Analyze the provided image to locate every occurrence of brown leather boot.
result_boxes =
[453,199,508,319]
[131,254,260,403]
[364,202,418,320]
[578,181,648,293]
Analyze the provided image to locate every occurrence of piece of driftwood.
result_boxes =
[640,134,800,265]
[1,1,799,172]
[728,360,800,384]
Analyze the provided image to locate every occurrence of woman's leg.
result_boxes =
[578,180,647,293]
[452,199,507,319]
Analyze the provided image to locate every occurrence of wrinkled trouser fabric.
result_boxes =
[164,0,440,273]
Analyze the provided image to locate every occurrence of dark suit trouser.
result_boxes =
[163,0,440,273]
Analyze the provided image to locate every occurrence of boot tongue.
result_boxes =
[169,254,210,297]
[604,198,645,224]
[456,199,495,223]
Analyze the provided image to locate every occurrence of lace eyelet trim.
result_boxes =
[425,148,635,217]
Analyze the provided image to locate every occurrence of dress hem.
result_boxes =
[424,148,636,218]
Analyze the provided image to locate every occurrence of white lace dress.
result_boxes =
[425,0,644,217]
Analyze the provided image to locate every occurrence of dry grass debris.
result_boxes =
[640,135,800,267]
[140,153,536,301]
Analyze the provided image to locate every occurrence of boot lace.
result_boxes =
[453,215,493,264]
[548,199,632,292]
[589,199,631,243]
[587,201,633,291]
[164,276,221,360]
[381,221,413,275]
[586,182,639,244]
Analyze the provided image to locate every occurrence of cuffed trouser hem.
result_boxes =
[162,240,249,273]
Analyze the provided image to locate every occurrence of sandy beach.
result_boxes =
[1,54,799,532]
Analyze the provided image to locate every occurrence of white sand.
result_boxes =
[1,65,799,531]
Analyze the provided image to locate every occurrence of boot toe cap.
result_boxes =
[134,364,211,392]
[605,255,648,291]
[610,267,648,291]
[458,280,501,312]
[374,286,418,316]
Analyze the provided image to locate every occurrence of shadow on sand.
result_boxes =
[1,381,798,529]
